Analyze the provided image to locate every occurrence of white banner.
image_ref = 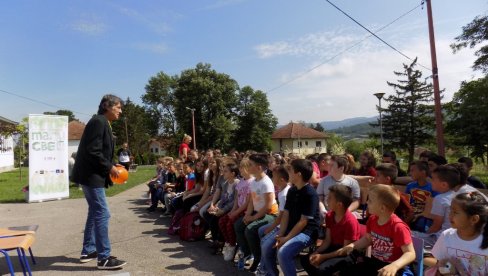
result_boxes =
[28,115,69,202]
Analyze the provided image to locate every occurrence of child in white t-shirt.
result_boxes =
[425,192,488,276]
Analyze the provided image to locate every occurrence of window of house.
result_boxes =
[155,148,159,153]
[305,141,308,146]
[298,141,302,147]
[316,141,322,147]
[150,148,153,153]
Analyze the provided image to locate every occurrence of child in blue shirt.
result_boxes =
[405,160,438,232]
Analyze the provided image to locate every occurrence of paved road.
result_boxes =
[1,183,262,276]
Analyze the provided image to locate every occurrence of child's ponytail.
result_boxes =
[453,192,488,249]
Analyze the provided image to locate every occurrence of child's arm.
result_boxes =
[230,193,250,219]
[249,192,274,221]
[378,243,415,276]
[264,211,283,235]
[278,215,308,247]
[314,228,331,254]
[335,233,372,257]
[426,214,443,234]
[348,200,360,212]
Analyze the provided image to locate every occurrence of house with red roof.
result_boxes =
[271,122,328,156]
[68,120,85,158]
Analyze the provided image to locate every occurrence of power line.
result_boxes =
[325,0,431,71]
[0,88,92,117]
[267,2,425,94]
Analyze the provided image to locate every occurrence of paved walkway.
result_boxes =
[0,183,260,276]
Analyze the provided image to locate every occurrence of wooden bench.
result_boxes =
[129,163,138,172]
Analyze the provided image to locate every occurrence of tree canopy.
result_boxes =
[451,15,488,73]
[381,58,435,163]
[142,63,277,152]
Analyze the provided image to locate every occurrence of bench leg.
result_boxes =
[0,249,15,276]
[28,247,36,265]
[16,248,27,276]
[21,249,32,276]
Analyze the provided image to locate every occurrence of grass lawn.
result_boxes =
[472,163,488,185]
[0,166,156,203]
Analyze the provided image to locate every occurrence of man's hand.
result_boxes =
[110,166,120,178]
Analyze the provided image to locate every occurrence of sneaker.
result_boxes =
[147,206,156,212]
[97,256,127,270]
[255,266,267,276]
[249,259,259,273]
[223,245,236,261]
[80,251,97,263]
[244,255,254,266]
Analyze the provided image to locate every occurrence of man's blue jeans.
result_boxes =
[81,185,111,260]
[262,231,313,276]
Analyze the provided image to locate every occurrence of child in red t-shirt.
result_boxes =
[334,184,416,275]
[301,184,361,275]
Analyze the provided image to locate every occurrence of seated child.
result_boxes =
[334,184,415,276]
[234,153,279,272]
[219,159,254,261]
[405,161,438,232]
[163,163,187,216]
[300,184,361,276]
[255,165,291,274]
[317,155,361,215]
[374,163,413,222]
[261,159,320,276]
[204,162,239,254]
[458,157,486,189]
[413,165,460,247]
[425,192,488,275]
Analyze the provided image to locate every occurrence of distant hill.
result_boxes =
[319,116,377,130]
[329,121,379,140]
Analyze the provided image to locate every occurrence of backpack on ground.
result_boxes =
[179,212,207,241]
[167,209,185,235]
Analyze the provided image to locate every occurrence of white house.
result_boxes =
[0,116,18,172]
[149,138,172,156]
[271,122,328,156]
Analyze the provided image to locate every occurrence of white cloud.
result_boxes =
[255,28,371,59]
[71,14,107,36]
[133,42,167,55]
[266,36,480,125]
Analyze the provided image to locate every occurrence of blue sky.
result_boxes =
[0,0,486,125]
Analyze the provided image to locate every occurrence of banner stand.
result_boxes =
[28,115,70,203]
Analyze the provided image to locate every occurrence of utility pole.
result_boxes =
[426,0,445,157]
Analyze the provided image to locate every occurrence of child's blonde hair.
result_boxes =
[368,184,400,211]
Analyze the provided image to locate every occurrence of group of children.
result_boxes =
[144,150,488,275]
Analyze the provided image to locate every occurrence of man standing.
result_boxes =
[117,142,131,171]
[72,94,127,270]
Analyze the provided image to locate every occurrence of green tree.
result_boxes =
[451,15,488,73]
[173,63,239,150]
[43,109,78,122]
[142,72,177,136]
[312,123,325,132]
[446,76,488,162]
[381,58,435,163]
[233,86,277,151]
[111,98,153,157]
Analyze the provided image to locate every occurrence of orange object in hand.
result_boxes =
[111,166,129,185]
